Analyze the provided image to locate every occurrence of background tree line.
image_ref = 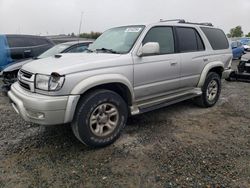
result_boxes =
[227,26,250,38]
[70,26,250,39]
[79,31,102,39]
[68,32,102,39]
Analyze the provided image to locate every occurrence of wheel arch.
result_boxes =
[70,74,134,106]
[197,61,224,87]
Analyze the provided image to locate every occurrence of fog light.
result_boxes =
[26,110,45,120]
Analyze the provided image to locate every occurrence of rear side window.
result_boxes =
[143,26,175,54]
[176,27,205,53]
[201,27,229,50]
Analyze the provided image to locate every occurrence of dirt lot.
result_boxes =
[0,61,249,188]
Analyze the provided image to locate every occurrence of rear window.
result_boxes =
[201,27,229,50]
[176,27,205,53]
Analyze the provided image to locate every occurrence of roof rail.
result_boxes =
[159,19,213,27]
[160,19,186,23]
[183,21,213,27]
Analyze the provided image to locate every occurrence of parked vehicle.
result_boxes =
[227,53,250,82]
[240,38,250,51]
[8,20,233,147]
[239,53,250,73]
[1,41,93,92]
[231,41,245,59]
[0,35,54,71]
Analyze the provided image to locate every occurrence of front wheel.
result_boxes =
[194,72,221,108]
[71,89,128,148]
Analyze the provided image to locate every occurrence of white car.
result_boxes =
[243,41,250,51]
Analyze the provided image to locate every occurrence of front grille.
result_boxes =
[18,80,31,90]
[20,69,33,79]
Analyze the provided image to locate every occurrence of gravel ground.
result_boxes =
[0,61,249,188]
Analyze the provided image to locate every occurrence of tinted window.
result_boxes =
[67,44,88,53]
[231,41,237,48]
[196,32,205,51]
[6,36,51,48]
[176,27,205,53]
[143,27,175,54]
[201,27,229,50]
[237,41,242,47]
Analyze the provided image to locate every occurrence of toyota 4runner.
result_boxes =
[8,19,233,147]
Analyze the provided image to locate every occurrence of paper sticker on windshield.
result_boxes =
[125,28,142,33]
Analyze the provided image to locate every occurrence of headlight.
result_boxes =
[241,58,249,62]
[35,73,65,91]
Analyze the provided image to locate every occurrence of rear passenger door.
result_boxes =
[134,26,181,100]
[175,27,207,89]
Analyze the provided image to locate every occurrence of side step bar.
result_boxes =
[131,88,202,115]
[140,93,200,114]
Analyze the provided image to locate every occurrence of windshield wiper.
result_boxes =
[95,48,119,54]
[86,48,94,53]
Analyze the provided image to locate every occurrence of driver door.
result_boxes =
[133,26,181,101]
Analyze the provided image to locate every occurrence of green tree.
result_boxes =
[246,32,250,37]
[229,26,243,37]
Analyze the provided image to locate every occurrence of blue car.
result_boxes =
[231,41,245,59]
[240,38,250,51]
[0,35,54,72]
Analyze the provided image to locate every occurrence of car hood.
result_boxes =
[3,58,33,72]
[241,53,250,61]
[22,53,126,75]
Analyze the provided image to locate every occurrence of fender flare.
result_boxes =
[70,74,135,101]
[197,61,224,87]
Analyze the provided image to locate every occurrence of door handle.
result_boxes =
[170,62,178,66]
[203,58,208,62]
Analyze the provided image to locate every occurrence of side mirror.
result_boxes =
[24,49,32,58]
[138,42,160,57]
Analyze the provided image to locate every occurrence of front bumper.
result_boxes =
[222,68,234,79]
[8,83,80,125]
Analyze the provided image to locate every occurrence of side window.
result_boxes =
[201,27,229,50]
[231,42,237,48]
[142,27,175,54]
[67,45,88,53]
[176,27,205,53]
[196,32,205,51]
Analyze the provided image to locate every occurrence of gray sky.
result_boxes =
[0,0,250,36]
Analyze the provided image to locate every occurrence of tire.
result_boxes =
[71,89,128,148]
[194,72,221,108]
[238,61,246,73]
[225,71,236,82]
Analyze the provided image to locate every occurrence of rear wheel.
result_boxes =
[71,89,128,147]
[194,72,221,107]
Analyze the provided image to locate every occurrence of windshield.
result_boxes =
[38,44,70,59]
[246,41,250,45]
[88,25,145,54]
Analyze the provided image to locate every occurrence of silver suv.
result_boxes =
[8,20,233,147]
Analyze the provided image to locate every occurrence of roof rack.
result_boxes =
[159,19,213,27]
[160,19,186,23]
